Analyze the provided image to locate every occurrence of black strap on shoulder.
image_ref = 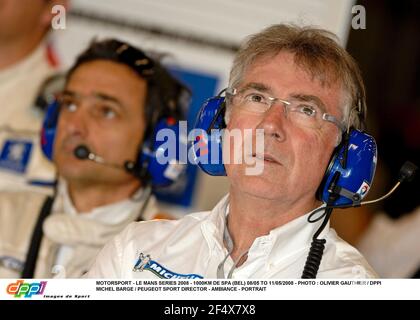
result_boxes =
[21,195,55,278]
[412,266,420,278]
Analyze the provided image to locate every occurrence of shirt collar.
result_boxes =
[54,179,148,224]
[44,180,155,247]
[254,205,329,264]
[201,194,230,250]
[203,195,329,262]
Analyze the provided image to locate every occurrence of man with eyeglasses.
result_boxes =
[0,39,189,278]
[87,24,377,279]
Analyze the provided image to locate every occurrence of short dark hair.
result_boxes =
[67,39,190,138]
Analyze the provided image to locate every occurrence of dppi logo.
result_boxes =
[6,280,47,298]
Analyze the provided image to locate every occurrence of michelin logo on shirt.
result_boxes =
[133,252,203,279]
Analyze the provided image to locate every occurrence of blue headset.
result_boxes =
[191,92,377,207]
[41,100,187,187]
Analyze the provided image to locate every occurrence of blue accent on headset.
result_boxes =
[40,100,60,161]
[142,119,187,186]
[192,94,377,206]
[191,96,226,176]
[40,101,185,187]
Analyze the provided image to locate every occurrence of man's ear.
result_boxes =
[40,0,69,28]
[335,131,343,147]
[224,106,231,125]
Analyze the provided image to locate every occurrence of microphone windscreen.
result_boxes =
[74,145,90,160]
[399,161,418,182]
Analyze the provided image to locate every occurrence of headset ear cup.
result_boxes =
[318,129,377,206]
[191,96,227,176]
[137,118,187,187]
[40,100,60,161]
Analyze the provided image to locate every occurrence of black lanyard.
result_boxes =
[412,266,420,278]
[21,196,54,278]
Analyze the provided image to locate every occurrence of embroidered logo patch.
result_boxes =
[0,140,32,173]
[133,252,203,279]
[0,255,24,272]
[356,180,370,198]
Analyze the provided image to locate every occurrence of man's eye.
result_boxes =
[101,107,117,119]
[61,101,77,112]
[298,105,317,117]
[245,93,266,104]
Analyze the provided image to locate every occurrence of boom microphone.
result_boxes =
[309,161,419,220]
[73,145,136,172]
[303,161,418,278]
[74,145,94,160]
[347,160,417,207]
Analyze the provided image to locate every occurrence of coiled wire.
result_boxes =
[301,208,333,278]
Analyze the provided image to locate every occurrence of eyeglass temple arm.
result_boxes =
[323,114,347,132]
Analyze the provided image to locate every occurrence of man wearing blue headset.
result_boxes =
[0,39,189,278]
[87,24,377,279]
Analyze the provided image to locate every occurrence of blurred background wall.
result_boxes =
[346,0,419,220]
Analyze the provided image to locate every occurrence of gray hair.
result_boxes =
[225,24,366,132]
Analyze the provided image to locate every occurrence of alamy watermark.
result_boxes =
[352,5,366,30]
[51,5,66,30]
[155,121,266,176]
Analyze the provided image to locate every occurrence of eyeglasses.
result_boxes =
[226,87,346,132]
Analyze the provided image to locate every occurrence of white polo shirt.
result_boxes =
[87,195,377,279]
[357,206,420,278]
[0,40,58,193]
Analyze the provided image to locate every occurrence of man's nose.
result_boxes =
[61,105,89,137]
[256,104,287,141]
